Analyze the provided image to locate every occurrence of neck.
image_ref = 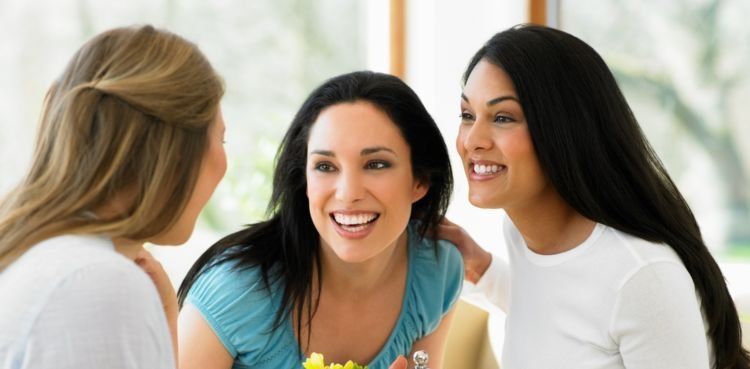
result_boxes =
[318,231,408,298]
[111,237,145,260]
[506,190,596,255]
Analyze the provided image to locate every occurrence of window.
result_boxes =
[0,0,371,282]
[560,0,750,259]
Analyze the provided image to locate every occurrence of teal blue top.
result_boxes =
[186,222,464,369]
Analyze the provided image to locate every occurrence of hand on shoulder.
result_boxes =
[434,218,492,284]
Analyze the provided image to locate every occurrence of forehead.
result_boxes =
[307,101,409,152]
[463,59,518,101]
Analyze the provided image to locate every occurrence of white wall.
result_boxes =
[403,0,527,259]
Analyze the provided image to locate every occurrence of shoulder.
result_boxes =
[36,259,168,342]
[609,260,709,365]
[607,227,683,264]
[397,226,464,341]
[596,227,688,288]
[186,249,278,309]
[1,234,161,324]
[39,239,166,330]
[407,223,464,317]
[185,247,287,358]
[605,229,705,341]
[567,229,709,364]
[614,258,696,311]
[43,235,160,310]
[9,239,174,369]
[60,255,159,302]
[12,234,134,276]
[408,221,463,267]
[409,226,464,288]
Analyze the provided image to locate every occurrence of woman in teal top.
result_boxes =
[177,71,462,369]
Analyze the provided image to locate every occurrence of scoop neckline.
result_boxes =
[286,226,417,366]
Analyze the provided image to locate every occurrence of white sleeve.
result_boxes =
[610,262,711,369]
[20,261,175,369]
[463,254,511,312]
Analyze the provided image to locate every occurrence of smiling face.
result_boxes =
[457,59,551,211]
[306,101,427,264]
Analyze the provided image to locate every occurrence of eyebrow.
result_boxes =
[309,146,397,157]
[461,93,519,106]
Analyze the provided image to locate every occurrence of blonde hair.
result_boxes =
[0,25,224,270]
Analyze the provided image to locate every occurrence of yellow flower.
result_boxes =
[302,353,368,369]
[302,352,328,369]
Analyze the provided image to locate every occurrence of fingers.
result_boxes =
[440,217,457,227]
[388,355,407,369]
[134,249,156,267]
[428,217,458,239]
[135,251,160,274]
[134,249,169,285]
[133,249,178,314]
[434,223,464,245]
[135,248,153,260]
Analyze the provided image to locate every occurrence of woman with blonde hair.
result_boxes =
[0,25,225,369]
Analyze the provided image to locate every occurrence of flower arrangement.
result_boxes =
[302,352,368,369]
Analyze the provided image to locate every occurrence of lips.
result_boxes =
[468,160,507,181]
[329,211,380,239]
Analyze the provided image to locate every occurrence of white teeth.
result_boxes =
[473,163,503,175]
[333,213,378,225]
[341,224,367,232]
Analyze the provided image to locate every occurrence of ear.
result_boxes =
[411,179,429,204]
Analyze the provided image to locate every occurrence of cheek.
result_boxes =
[215,147,228,181]
[196,146,225,202]
[377,173,418,213]
[305,173,328,209]
[502,130,546,185]
[455,127,468,157]
[204,142,227,186]
[498,128,533,161]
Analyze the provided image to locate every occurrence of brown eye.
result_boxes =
[460,112,475,122]
[314,162,336,172]
[493,115,515,124]
[365,161,390,170]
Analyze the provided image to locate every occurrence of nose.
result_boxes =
[460,120,493,152]
[335,169,365,203]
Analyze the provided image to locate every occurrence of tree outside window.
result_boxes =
[561,0,750,258]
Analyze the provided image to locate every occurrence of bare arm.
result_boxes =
[135,250,179,364]
[178,302,234,369]
[435,219,492,284]
[408,307,457,369]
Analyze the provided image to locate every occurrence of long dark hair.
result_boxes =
[464,24,749,368]
[177,71,453,352]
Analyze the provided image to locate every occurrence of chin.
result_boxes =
[468,194,502,209]
[149,226,194,246]
[328,244,375,264]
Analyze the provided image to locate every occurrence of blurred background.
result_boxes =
[1,0,748,357]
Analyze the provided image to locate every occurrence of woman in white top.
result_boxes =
[438,24,750,368]
[0,25,226,369]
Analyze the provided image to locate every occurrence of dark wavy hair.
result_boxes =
[178,71,453,352]
[464,24,749,369]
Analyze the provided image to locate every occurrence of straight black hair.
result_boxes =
[464,24,749,369]
[177,71,453,353]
